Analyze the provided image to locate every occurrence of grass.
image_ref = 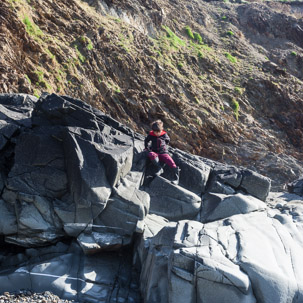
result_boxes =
[23,16,44,39]
[234,86,244,95]
[232,98,239,120]
[177,62,183,69]
[24,74,31,84]
[184,26,195,40]
[162,26,186,49]
[34,69,51,90]
[74,45,86,63]
[194,32,203,44]
[225,52,237,63]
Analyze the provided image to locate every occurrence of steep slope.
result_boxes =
[1,0,303,189]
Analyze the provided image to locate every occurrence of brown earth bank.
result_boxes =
[1,0,303,190]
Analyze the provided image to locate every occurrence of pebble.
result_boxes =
[0,291,77,303]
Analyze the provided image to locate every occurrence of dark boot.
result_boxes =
[171,166,180,185]
[151,158,163,176]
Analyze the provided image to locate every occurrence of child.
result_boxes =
[144,120,180,185]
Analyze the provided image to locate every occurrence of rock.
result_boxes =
[288,176,303,196]
[61,127,112,210]
[138,209,303,303]
[207,165,271,201]
[200,192,267,223]
[0,199,17,235]
[0,94,37,127]
[77,172,150,253]
[146,176,202,221]
[240,169,271,201]
[0,241,141,303]
[169,149,211,195]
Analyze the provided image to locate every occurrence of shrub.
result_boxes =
[177,62,183,69]
[226,30,234,36]
[291,51,297,56]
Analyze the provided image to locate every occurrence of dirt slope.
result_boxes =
[1,0,303,189]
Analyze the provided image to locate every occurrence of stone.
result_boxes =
[169,149,211,195]
[288,176,303,197]
[146,176,201,221]
[0,199,17,235]
[137,209,303,303]
[0,241,141,303]
[200,192,267,223]
[240,169,271,201]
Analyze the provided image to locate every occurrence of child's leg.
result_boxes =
[158,153,177,168]
[148,151,159,161]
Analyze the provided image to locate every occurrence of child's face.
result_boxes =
[154,131,161,136]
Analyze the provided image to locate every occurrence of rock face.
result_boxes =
[0,93,302,303]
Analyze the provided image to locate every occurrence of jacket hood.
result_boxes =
[149,130,167,136]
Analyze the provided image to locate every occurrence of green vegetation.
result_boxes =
[74,45,86,63]
[226,30,234,36]
[231,98,239,120]
[291,51,297,56]
[234,86,244,95]
[87,40,93,50]
[184,26,195,40]
[80,36,94,50]
[162,26,186,49]
[23,16,44,39]
[194,97,200,104]
[193,32,203,44]
[225,52,237,63]
[222,16,227,20]
[24,74,31,84]
[198,51,204,58]
[34,69,51,90]
[33,89,40,98]
[184,26,202,44]
[177,62,183,69]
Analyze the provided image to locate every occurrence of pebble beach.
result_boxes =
[0,291,76,303]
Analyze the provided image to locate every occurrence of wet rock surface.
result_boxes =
[0,93,302,303]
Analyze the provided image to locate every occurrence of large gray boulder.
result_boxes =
[137,207,303,303]
[0,93,146,248]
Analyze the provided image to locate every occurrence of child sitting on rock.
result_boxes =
[144,120,180,185]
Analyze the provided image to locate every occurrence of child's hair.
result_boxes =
[151,120,163,132]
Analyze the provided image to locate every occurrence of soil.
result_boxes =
[1,0,303,190]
